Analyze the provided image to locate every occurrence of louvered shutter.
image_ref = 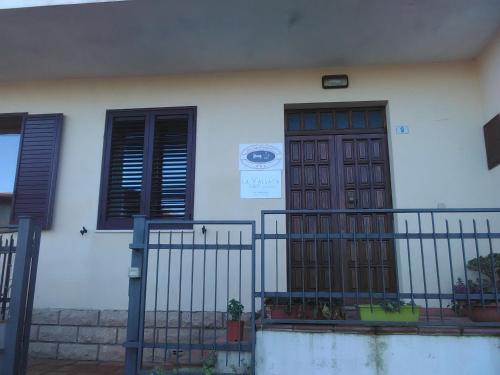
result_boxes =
[11,114,63,230]
[98,115,146,229]
[150,116,190,219]
[98,108,196,229]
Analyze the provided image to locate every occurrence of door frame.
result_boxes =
[283,101,395,294]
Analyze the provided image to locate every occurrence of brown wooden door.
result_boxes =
[286,132,394,294]
[335,134,395,294]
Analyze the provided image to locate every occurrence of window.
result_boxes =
[0,116,21,227]
[98,107,196,229]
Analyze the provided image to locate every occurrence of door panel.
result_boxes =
[336,134,395,293]
[286,135,338,291]
[286,130,394,294]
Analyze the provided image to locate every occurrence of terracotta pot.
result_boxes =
[227,320,245,342]
[470,304,500,322]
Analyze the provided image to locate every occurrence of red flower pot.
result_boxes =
[227,320,245,342]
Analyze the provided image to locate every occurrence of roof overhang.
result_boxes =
[0,0,499,81]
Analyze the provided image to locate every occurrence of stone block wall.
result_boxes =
[29,308,243,362]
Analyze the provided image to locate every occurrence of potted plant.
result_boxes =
[449,277,482,316]
[265,297,344,320]
[227,299,245,342]
[358,300,420,322]
[463,253,500,322]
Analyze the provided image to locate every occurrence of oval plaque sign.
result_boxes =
[247,150,276,163]
[240,144,283,170]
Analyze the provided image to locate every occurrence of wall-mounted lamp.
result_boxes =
[80,226,88,236]
[322,74,349,89]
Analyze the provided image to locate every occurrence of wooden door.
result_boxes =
[335,134,395,294]
[285,106,394,294]
[287,135,338,291]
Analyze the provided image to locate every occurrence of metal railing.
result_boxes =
[0,226,17,320]
[125,217,256,375]
[258,209,500,327]
[1,218,41,375]
[125,209,500,374]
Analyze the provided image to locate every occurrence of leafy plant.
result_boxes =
[230,360,252,374]
[203,351,217,375]
[466,253,500,290]
[151,368,167,375]
[379,300,410,313]
[228,299,244,321]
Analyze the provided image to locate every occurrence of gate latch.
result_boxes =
[128,267,141,279]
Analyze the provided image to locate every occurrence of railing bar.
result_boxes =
[314,214,319,309]
[260,211,265,326]
[287,216,292,310]
[301,214,305,311]
[261,208,500,214]
[258,318,500,328]
[214,231,219,349]
[366,222,373,311]
[354,215,359,305]
[257,233,500,241]
[378,218,386,303]
[164,231,172,363]
[137,223,151,370]
[392,213,401,305]
[0,235,9,319]
[327,217,333,311]
[418,213,429,321]
[275,220,279,306]
[486,220,499,312]
[431,213,443,320]
[225,231,230,367]
[188,231,195,364]
[152,231,160,360]
[473,220,485,306]
[251,221,256,374]
[238,231,243,366]
[459,220,471,313]
[201,229,207,360]
[175,231,185,369]
[445,220,456,316]
[259,291,496,300]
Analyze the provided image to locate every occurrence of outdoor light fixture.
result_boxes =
[322,74,349,89]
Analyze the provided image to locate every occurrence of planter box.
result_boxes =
[359,304,420,322]
[470,304,500,322]
[266,304,322,320]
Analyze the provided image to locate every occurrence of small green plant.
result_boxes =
[230,360,252,374]
[379,300,410,313]
[151,368,167,375]
[228,299,244,321]
[203,351,217,375]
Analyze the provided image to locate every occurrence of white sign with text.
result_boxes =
[240,170,282,199]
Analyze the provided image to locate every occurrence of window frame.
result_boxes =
[97,106,196,230]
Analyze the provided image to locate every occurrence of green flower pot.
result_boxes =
[359,304,420,322]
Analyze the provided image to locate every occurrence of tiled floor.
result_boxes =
[27,359,123,375]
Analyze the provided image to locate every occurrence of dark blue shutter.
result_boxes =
[11,114,63,230]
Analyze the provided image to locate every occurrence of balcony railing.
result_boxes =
[0,218,41,375]
[258,209,500,327]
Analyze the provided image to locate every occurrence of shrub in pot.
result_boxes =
[227,299,245,342]
[452,253,500,322]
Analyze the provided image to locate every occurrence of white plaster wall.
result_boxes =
[0,62,497,310]
[256,331,500,375]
